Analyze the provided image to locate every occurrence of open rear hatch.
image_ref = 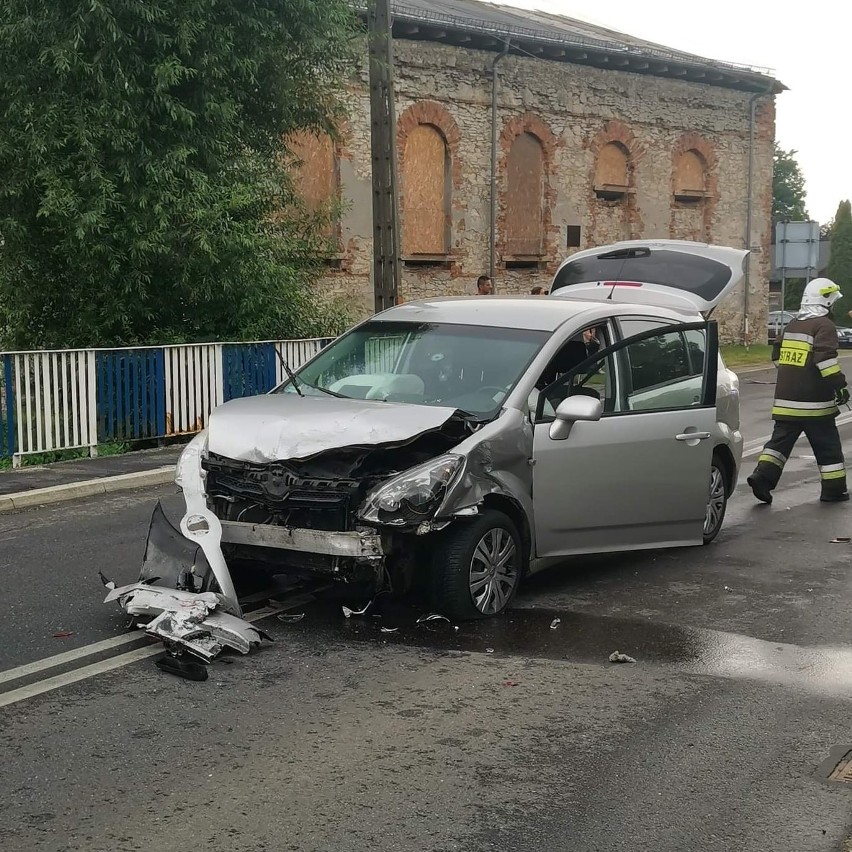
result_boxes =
[549,240,749,317]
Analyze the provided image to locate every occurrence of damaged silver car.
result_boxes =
[107,240,745,655]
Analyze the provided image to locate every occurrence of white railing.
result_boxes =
[0,338,330,466]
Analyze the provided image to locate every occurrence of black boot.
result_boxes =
[747,474,773,505]
[820,492,850,503]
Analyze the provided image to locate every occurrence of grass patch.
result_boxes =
[721,344,774,369]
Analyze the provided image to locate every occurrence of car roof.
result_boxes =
[372,295,694,332]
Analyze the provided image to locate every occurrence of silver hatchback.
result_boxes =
[107,241,745,658]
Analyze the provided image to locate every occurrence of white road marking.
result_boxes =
[0,601,298,709]
[0,632,143,686]
[742,411,852,459]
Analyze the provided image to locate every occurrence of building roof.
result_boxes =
[361,0,784,94]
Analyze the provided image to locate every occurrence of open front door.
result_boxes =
[532,320,720,558]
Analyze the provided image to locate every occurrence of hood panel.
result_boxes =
[549,240,749,315]
[207,394,459,464]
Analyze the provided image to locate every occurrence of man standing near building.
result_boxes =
[476,275,493,295]
[748,278,850,504]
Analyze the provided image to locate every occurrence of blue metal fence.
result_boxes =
[97,349,167,442]
[222,343,278,402]
[1,355,14,459]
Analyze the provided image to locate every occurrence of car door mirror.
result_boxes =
[549,396,603,441]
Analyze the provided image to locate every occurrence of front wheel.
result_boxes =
[703,454,729,544]
[429,510,523,620]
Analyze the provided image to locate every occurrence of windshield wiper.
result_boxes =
[274,349,304,397]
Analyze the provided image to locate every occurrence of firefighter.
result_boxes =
[748,277,850,504]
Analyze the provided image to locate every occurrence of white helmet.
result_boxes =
[801,277,842,310]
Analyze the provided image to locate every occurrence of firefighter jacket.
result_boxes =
[771,315,847,421]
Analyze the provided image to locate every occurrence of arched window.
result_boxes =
[402,124,450,256]
[674,149,708,202]
[595,142,630,200]
[505,132,545,258]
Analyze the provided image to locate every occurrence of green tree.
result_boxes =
[0,0,359,349]
[773,144,809,225]
[826,200,852,327]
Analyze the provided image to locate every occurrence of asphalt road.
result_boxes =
[2,367,852,852]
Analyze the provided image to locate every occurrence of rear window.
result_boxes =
[551,249,733,301]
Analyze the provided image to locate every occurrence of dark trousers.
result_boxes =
[752,419,847,497]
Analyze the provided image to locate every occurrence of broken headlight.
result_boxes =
[175,430,209,489]
[358,454,463,527]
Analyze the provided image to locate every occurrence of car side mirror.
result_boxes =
[549,395,603,441]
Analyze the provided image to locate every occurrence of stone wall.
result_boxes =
[316,39,775,343]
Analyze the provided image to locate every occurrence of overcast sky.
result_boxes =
[483,0,849,225]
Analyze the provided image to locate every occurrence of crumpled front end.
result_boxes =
[104,432,267,661]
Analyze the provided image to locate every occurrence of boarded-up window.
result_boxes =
[674,150,707,198]
[288,131,337,240]
[289,131,336,210]
[595,142,629,190]
[403,124,450,255]
[506,132,545,257]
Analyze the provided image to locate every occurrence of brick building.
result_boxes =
[290,0,783,341]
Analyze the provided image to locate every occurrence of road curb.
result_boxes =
[0,466,176,513]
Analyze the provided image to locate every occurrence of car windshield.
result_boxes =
[276,320,549,417]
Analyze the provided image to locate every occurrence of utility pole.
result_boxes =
[368,0,401,313]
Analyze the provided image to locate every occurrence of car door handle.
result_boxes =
[675,431,711,441]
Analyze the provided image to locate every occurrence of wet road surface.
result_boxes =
[2,379,852,851]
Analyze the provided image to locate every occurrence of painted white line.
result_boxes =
[0,632,143,686]
[742,411,852,459]
[0,645,163,708]
[0,600,304,709]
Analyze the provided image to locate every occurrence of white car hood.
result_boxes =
[207,393,459,464]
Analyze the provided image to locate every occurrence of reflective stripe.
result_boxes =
[758,453,785,469]
[819,284,840,296]
[819,463,845,473]
[820,469,846,481]
[784,332,815,344]
[774,398,837,409]
[821,365,842,377]
[817,358,839,371]
[772,405,839,418]
[761,448,787,464]
[781,339,812,352]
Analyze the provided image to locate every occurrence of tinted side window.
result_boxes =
[618,317,674,339]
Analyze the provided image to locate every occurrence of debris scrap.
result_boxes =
[380,626,400,634]
[608,651,637,664]
[550,618,561,630]
[830,537,851,544]
[416,614,450,624]
[52,631,75,639]
[342,603,372,619]
[277,613,305,623]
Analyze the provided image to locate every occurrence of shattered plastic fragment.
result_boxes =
[830,537,851,544]
[608,651,637,664]
[486,648,495,654]
[550,618,561,630]
[380,626,400,634]
[277,613,306,623]
[342,603,372,619]
[416,614,451,624]
[53,631,74,639]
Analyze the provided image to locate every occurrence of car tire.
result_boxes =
[429,509,523,621]
[703,453,729,545]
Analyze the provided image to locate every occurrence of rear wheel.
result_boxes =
[430,510,523,620]
[703,454,729,544]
